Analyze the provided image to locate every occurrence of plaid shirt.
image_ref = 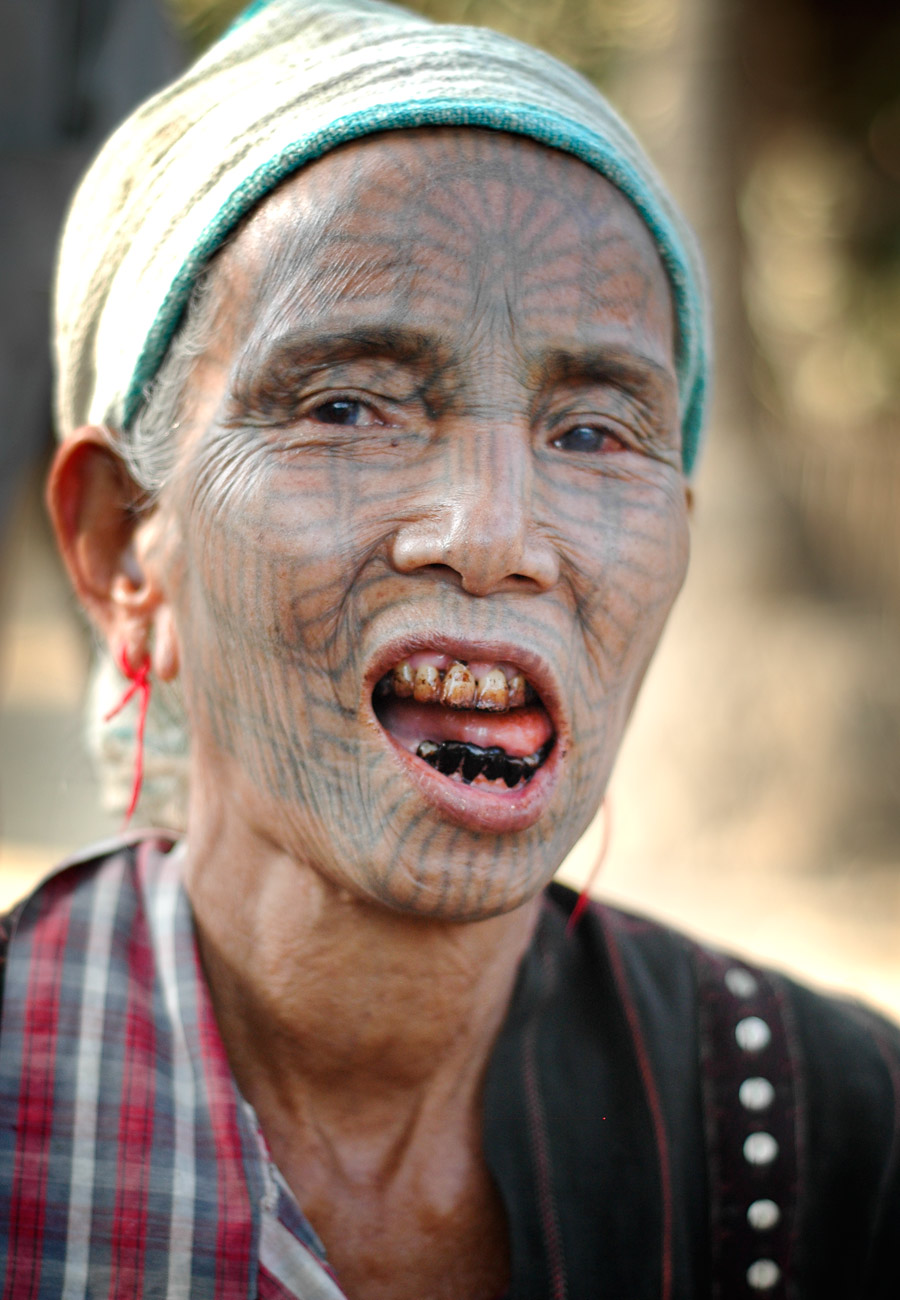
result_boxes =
[0,838,346,1299]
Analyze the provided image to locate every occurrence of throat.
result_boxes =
[265,1095,512,1300]
[194,853,542,1101]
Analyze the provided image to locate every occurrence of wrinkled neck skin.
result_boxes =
[187,787,539,1150]
[145,128,688,1284]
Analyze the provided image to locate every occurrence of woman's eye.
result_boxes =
[309,399,367,426]
[553,424,623,453]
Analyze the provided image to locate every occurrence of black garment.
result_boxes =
[0,865,897,1298]
[484,885,900,1299]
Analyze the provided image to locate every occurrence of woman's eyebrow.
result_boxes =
[532,346,678,402]
[239,326,455,380]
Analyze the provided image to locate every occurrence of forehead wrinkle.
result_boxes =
[252,231,415,329]
[273,251,415,330]
[216,170,408,339]
[226,244,425,394]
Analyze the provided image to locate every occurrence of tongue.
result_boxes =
[378,698,553,758]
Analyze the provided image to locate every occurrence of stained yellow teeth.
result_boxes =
[441,662,475,707]
[391,661,415,698]
[379,658,536,712]
[475,668,508,711]
[413,664,441,702]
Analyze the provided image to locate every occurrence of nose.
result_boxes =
[389,426,560,596]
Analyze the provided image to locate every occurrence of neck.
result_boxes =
[183,811,540,1136]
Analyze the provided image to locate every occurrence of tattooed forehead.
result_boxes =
[216,128,676,384]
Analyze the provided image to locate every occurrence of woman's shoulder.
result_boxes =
[543,881,900,1297]
[545,878,900,1060]
[0,832,181,998]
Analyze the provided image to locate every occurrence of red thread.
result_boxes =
[103,646,151,825]
[565,797,611,936]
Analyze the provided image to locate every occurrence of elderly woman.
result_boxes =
[0,1,897,1296]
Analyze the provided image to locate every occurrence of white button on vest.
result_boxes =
[747,1198,782,1231]
[725,967,759,998]
[735,1016,772,1053]
[747,1258,781,1290]
[744,1131,779,1166]
[740,1076,775,1111]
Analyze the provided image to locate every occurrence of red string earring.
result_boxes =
[103,645,152,825]
[565,797,612,936]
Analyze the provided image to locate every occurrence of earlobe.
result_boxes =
[150,604,180,682]
[47,426,171,662]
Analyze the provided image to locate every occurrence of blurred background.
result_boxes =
[2,0,899,1013]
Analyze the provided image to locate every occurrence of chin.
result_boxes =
[303,772,596,924]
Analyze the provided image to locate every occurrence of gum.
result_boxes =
[377,697,552,758]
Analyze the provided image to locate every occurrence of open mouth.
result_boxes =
[373,651,556,793]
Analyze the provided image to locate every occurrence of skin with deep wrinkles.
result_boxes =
[51,129,689,1300]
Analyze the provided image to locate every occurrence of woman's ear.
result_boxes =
[47,426,179,680]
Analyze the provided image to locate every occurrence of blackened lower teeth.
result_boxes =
[461,747,483,782]
[437,742,464,776]
[415,738,552,785]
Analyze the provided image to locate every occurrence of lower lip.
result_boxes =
[379,727,562,834]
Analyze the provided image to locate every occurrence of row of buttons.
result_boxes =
[728,966,783,1293]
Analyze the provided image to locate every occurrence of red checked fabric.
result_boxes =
[0,839,342,1299]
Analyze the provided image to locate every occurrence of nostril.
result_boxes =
[390,530,452,576]
[407,562,464,586]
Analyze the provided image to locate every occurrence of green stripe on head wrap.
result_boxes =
[55,0,710,474]
[228,0,282,30]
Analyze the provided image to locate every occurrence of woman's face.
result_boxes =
[147,128,689,920]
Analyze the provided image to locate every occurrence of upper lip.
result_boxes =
[363,633,567,741]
